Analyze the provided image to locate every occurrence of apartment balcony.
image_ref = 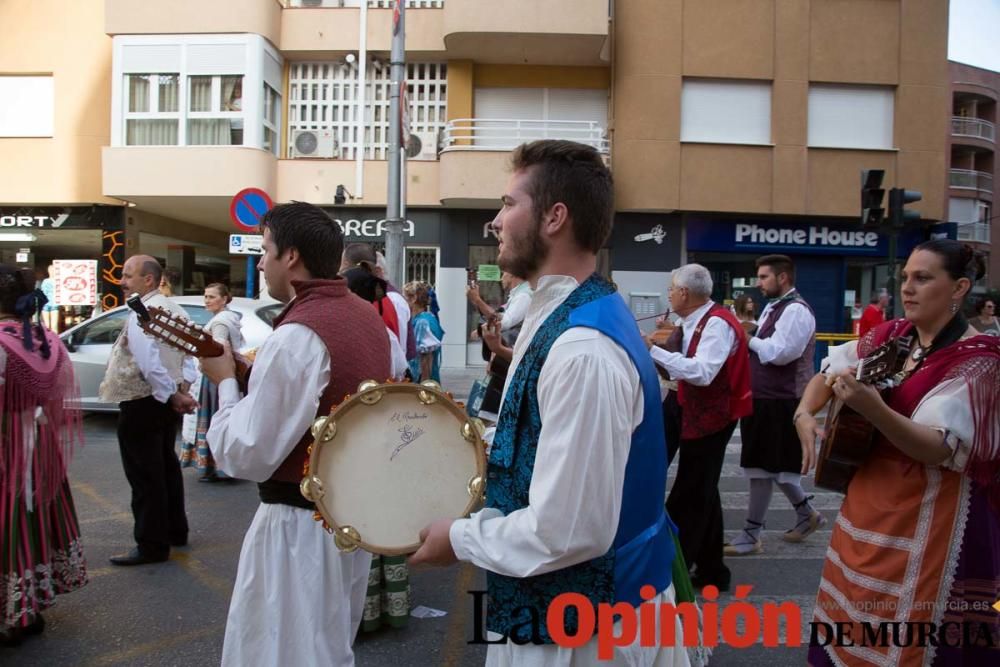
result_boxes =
[438,118,608,206]
[103,147,277,231]
[956,221,991,244]
[950,168,994,196]
[281,0,445,57]
[443,0,609,66]
[952,117,996,143]
[105,0,282,45]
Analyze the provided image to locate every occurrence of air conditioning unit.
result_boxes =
[291,130,338,159]
[406,131,439,161]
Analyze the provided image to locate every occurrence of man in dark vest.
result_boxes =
[411,140,686,662]
[727,254,824,557]
[646,263,752,592]
[201,202,391,666]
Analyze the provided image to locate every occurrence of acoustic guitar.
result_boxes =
[126,294,251,393]
[814,339,903,494]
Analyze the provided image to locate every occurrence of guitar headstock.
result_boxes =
[856,339,899,385]
[126,299,222,358]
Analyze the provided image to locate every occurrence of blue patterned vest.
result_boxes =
[486,274,676,643]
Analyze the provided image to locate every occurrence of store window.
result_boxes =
[124,74,180,145]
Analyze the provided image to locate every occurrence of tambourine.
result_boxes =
[301,380,487,556]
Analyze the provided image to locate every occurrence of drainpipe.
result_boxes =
[355,0,368,198]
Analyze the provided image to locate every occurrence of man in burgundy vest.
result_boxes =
[727,254,824,558]
[646,264,752,592]
[202,202,391,666]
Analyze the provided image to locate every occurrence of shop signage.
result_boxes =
[477,264,501,282]
[0,206,121,230]
[52,259,98,306]
[0,214,70,228]
[325,208,441,245]
[334,218,416,239]
[686,219,924,257]
[633,224,666,244]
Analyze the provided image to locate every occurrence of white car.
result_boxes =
[61,296,282,412]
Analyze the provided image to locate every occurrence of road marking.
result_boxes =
[85,623,225,666]
[171,551,233,598]
[73,481,121,514]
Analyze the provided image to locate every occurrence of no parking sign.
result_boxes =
[230,188,273,232]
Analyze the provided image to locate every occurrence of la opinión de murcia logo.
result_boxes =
[467,586,999,660]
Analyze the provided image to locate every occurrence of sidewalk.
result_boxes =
[439,364,487,401]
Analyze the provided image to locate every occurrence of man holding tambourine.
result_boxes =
[411,140,691,665]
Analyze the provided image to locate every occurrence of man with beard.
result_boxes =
[726,254,824,557]
[410,140,689,665]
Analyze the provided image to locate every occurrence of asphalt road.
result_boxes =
[4,367,832,666]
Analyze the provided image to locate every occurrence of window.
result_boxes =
[808,85,894,150]
[263,84,281,156]
[188,75,244,145]
[288,61,447,159]
[680,79,771,145]
[113,35,283,151]
[0,75,54,137]
[471,88,608,150]
[71,310,129,346]
[123,74,180,145]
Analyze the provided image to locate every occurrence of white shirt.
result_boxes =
[500,281,532,333]
[208,323,330,481]
[748,288,816,366]
[387,290,410,352]
[207,321,370,667]
[125,292,198,404]
[450,275,644,577]
[648,300,737,387]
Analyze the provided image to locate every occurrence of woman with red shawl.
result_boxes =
[795,240,1000,665]
[0,265,86,646]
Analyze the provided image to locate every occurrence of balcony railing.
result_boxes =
[285,1,444,7]
[950,168,994,194]
[952,117,996,143]
[956,221,991,244]
[441,119,609,154]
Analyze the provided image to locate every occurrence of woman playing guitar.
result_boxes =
[794,240,1000,666]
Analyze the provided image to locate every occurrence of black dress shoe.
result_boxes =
[109,548,169,566]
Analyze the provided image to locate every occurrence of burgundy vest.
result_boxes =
[677,305,753,439]
[749,294,815,400]
[268,279,391,483]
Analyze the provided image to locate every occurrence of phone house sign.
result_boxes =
[686,219,922,257]
[735,223,878,249]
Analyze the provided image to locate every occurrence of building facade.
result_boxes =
[2,0,955,364]
[948,60,997,289]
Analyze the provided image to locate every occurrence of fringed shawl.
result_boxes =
[0,323,83,509]
[860,319,1000,507]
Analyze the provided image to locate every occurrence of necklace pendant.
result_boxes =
[911,345,926,362]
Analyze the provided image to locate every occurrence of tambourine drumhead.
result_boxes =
[304,381,486,556]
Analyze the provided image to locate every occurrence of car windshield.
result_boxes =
[255,304,283,327]
[67,304,213,346]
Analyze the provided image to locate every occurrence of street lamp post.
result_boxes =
[384,0,406,288]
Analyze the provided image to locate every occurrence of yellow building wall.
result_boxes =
[0,0,116,205]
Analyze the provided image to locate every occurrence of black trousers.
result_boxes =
[665,420,737,580]
[117,396,188,557]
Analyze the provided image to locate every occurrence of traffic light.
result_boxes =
[860,169,885,229]
[888,187,922,229]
